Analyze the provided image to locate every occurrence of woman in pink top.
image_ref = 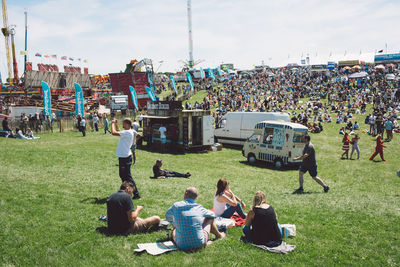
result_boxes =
[213,178,246,219]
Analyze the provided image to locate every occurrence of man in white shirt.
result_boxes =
[159,125,167,152]
[138,113,143,127]
[111,118,140,199]
[80,117,86,137]
[159,125,167,143]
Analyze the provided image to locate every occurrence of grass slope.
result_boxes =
[0,115,399,266]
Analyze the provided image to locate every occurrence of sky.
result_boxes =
[1,0,399,77]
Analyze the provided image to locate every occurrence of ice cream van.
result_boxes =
[242,120,308,169]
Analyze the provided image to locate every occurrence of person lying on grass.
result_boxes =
[106,181,160,235]
[166,187,226,251]
[242,191,282,247]
[152,159,191,179]
[213,178,246,219]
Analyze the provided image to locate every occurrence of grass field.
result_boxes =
[1,111,399,266]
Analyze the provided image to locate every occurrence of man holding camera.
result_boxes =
[111,118,140,199]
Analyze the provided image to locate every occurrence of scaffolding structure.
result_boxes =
[24,70,91,90]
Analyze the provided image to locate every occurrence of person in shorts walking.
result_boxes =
[293,135,329,193]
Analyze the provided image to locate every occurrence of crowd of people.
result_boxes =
[178,65,400,138]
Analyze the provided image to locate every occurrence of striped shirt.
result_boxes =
[166,199,215,250]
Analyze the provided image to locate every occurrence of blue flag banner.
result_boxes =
[145,86,156,101]
[217,66,222,76]
[129,86,139,110]
[170,76,177,93]
[200,68,205,79]
[186,72,194,91]
[226,65,230,74]
[208,69,216,80]
[41,81,51,117]
[74,83,85,116]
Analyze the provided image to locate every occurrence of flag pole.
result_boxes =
[24,8,28,72]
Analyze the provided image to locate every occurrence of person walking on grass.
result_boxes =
[111,118,140,199]
[340,132,350,159]
[369,134,386,162]
[293,135,329,193]
[93,114,99,132]
[80,116,86,137]
[104,116,111,134]
[350,133,360,160]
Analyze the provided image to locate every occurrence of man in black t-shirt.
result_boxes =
[106,181,160,235]
[293,135,329,193]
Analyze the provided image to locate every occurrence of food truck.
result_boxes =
[142,101,214,152]
[242,120,308,169]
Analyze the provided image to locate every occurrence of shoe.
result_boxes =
[324,186,330,193]
[184,173,191,178]
[293,187,304,194]
[132,194,141,200]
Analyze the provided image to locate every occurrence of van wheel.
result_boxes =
[247,154,256,164]
[274,158,284,169]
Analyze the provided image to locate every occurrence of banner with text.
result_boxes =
[200,68,205,79]
[41,81,52,116]
[170,76,177,93]
[186,72,194,91]
[129,86,139,110]
[74,83,85,116]
[145,86,157,101]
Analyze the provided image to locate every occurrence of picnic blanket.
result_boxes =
[210,208,246,226]
[252,242,296,254]
[134,241,177,256]
[215,217,236,229]
[246,224,296,254]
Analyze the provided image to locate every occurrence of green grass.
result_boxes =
[1,111,399,266]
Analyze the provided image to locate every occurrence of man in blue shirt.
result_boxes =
[166,187,225,250]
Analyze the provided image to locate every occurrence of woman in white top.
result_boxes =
[26,128,35,139]
[213,178,246,219]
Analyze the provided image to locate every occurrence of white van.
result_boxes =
[242,120,308,169]
[214,112,290,145]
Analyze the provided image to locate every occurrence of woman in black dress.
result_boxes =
[242,191,282,247]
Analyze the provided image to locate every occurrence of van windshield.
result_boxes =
[248,133,261,143]
[293,130,307,143]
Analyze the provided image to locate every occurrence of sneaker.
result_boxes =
[293,187,304,194]
[324,186,330,193]
[158,219,170,230]
[184,173,191,178]
[99,215,108,222]
[132,194,141,200]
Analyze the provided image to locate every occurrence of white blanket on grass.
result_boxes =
[250,224,296,254]
[134,241,177,256]
[252,242,296,254]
